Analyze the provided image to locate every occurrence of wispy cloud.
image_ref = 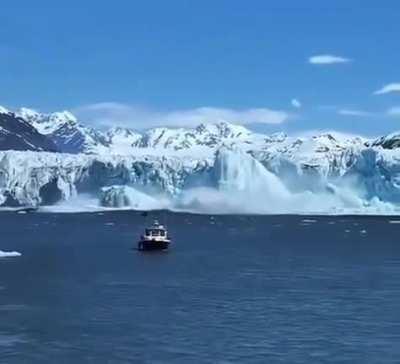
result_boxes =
[308,54,351,65]
[374,83,400,95]
[74,102,291,129]
[338,109,373,117]
[291,98,302,108]
[387,107,400,116]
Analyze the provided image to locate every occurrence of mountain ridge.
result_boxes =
[0,110,58,152]
[2,104,396,157]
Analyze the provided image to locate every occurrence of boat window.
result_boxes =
[145,228,166,237]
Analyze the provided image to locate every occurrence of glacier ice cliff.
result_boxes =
[0,150,211,209]
[2,106,400,214]
[1,140,400,214]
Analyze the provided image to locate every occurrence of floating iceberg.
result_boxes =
[0,250,21,258]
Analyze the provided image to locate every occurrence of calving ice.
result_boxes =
[3,3,400,363]
[1,106,400,214]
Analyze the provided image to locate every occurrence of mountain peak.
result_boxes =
[17,107,43,123]
[0,111,58,152]
[0,106,11,114]
[107,126,139,137]
[48,111,78,125]
[196,121,251,137]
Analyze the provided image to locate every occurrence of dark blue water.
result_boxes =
[1,211,400,363]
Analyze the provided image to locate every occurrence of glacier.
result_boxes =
[2,105,400,214]
[1,139,400,214]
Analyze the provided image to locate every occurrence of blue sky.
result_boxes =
[1,0,400,135]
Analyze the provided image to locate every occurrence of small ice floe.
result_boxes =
[301,219,317,223]
[344,229,351,233]
[360,229,367,235]
[105,222,115,226]
[328,221,336,225]
[389,220,400,224]
[0,250,22,258]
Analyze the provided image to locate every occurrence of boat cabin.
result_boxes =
[143,221,168,240]
[138,220,171,251]
[145,227,167,238]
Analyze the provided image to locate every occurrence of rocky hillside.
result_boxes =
[0,108,57,152]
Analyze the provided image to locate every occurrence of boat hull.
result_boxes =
[137,240,170,251]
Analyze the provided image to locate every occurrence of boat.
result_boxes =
[137,220,171,251]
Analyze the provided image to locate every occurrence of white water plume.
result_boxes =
[174,149,398,214]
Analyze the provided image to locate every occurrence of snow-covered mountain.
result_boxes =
[1,106,280,155]
[0,108,57,152]
[2,104,400,214]
[106,127,142,152]
[17,108,109,154]
[134,122,263,151]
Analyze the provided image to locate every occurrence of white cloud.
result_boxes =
[295,129,368,140]
[374,83,400,95]
[308,54,351,65]
[74,102,291,129]
[291,98,302,108]
[387,107,400,116]
[338,109,372,117]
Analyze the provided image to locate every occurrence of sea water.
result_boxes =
[1,211,400,363]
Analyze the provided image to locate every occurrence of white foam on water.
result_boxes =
[0,334,27,347]
[0,250,21,258]
[39,195,104,213]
